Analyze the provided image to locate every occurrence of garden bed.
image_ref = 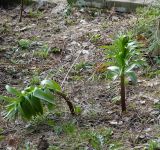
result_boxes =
[0,0,159,149]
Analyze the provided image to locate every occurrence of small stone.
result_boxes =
[20,24,36,32]
[119,121,123,125]
[74,98,79,102]
[109,120,118,125]
[123,117,130,122]
[153,99,159,104]
[65,55,72,62]
[80,19,87,24]
[144,128,151,132]
[82,50,89,55]
[79,8,85,13]
[82,42,89,49]
[107,111,113,114]
[140,101,146,104]
[71,41,78,45]
[111,16,119,21]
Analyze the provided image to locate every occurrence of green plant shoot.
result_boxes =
[102,35,145,112]
[0,80,75,120]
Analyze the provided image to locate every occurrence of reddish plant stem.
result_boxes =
[55,91,75,116]
[120,74,126,112]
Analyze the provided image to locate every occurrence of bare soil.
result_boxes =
[0,1,159,149]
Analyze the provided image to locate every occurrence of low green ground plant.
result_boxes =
[18,39,31,50]
[74,61,92,72]
[91,34,102,43]
[30,75,40,85]
[148,140,160,150]
[33,45,50,58]
[134,4,160,58]
[28,9,43,18]
[48,126,118,150]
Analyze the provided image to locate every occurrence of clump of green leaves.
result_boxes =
[0,135,5,142]
[67,0,85,7]
[18,39,31,49]
[134,5,160,57]
[34,45,50,58]
[50,47,61,54]
[62,121,77,135]
[135,5,160,36]
[74,61,92,72]
[48,127,116,150]
[91,34,101,43]
[102,35,144,112]
[34,45,61,59]
[67,0,76,6]
[154,100,160,110]
[0,128,5,142]
[64,18,76,26]
[81,128,113,149]
[30,76,40,85]
[0,80,75,120]
[28,9,42,18]
[148,140,160,150]
[148,18,160,56]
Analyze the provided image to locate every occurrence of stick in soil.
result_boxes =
[19,0,24,22]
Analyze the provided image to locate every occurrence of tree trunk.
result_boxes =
[120,74,126,112]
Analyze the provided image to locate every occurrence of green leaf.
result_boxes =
[100,45,111,49]
[127,41,137,50]
[5,102,19,120]
[5,85,21,96]
[133,59,146,67]
[126,71,137,84]
[112,74,119,81]
[41,80,61,91]
[24,86,36,93]
[20,97,35,120]
[122,36,129,46]
[75,106,82,115]
[108,66,120,75]
[0,95,17,102]
[47,103,55,111]
[67,0,77,6]
[33,89,55,104]
[125,64,137,73]
[5,108,17,119]
[26,95,43,115]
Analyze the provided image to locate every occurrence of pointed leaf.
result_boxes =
[125,64,137,73]
[108,66,120,75]
[5,102,20,120]
[33,89,55,104]
[24,86,36,93]
[5,107,18,120]
[29,95,43,115]
[47,103,55,111]
[20,97,35,120]
[126,71,137,84]
[112,74,119,81]
[41,80,61,91]
[5,85,21,96]
[0,95,18,102]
